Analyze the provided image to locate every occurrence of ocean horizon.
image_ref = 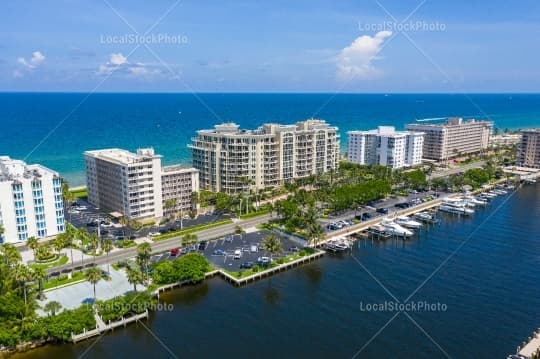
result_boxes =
[1,92,539,186]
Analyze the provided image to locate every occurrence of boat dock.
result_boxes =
[71,309,149,343]
[513,328,540,358]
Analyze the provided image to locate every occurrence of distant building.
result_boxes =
[518,129,540,168]
[347,126,424,169]
[0,156,65,243]
[161,165,199,218]
[406,117,492,161]
[85,148,199,220]
[190,119,340,193]
[490,134,521,147]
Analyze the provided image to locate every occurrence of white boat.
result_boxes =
[394,215,423,229]
[483,192,497,198]
[492,189,508,195]
[381,220,413,237]
[503,184,515,190]
[414,211,439,223]
[464,196,487,206]
[439,198,475,215]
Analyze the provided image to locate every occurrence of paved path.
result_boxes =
[429,161,485,179]
[46,214,273,275]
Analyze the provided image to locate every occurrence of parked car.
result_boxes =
[148,231,160,237]
[289,246,300,252]
[86,221,98,227]
[233,249,242,259]
[170,248,180,256]
[213,249,225,256]
[257,256,271,266]
[240,261,254,269]
[356,212,373,221]
[376,208,389,214]
[225,235,233,242]
[198,241,208,250]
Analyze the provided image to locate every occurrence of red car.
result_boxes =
[170,248,180,256]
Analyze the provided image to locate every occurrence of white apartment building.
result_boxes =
[347,126,424,169]
[0,156,65,244]
[161,165,199,218]
[518,129,540,168]
[85,148,164,220]
[406,117,493,161]
[190,119,340,193]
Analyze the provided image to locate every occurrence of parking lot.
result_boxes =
[320,190,450,233]
[66,199,232,241]
[150,230,303,272]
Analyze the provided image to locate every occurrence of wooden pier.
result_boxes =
[71,310,149,343]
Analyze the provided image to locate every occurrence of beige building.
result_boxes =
[85,148,164,220]
[518,129,540,168]
[161,165,199,218]
[406,117,492,161]
[85,148,199,220]
[190,119,340,193]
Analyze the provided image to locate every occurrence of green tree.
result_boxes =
[126,267,143,292]
[136,243,152,283]
[43,301,62,316]
[164,198,177,221]
[181,233,198,246]
[32,266,47,299]
[27,236,39,261]
[85,267,103,304]
[260,235,283,260]
[13,264,31,305]
[89,233,99,263]
[102,239,113,274]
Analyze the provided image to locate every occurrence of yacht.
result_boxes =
[394,215,423,229]
[414,211,438,223]
[463,196,487,206]
[484,191,498,198]
[439,198,474,215]
[381,219,413,237]
[492,188,508,195]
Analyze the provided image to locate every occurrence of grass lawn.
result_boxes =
[43,271,86,290]
[152,218,233,241]
[70,187,88,200]
[30,255,69,270]
[239,209,271,220]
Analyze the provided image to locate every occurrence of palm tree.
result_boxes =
[43,300,62,316]
[119,216,128,237]
[136,243,152,283]
[52,233,67,257]
[126,267,143,292]
[164,198,177,221]
[0,223,4,241]
[89,233,99,263]
[306,222,325,247]
[14,264,31,305]
[26,236,39,261]
[32,266,47,299]
[61,178,76,222]
[64,225,76,269]
[102,239,113,274]
[85,267,103,304]
[260,234,283,260]
[0,243,22,267]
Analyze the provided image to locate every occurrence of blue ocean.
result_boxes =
[1,93,539,186]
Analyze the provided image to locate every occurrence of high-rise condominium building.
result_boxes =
[190,119,340,193]
[0,156,65,243]
[85,148,198,220]
[406,117,492,161]
[347,126,424,169]
[161,165,199,218]
[518,129,540,168]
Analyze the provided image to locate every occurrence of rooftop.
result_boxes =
[85,148,161,165]
[0,156,58,182]
[348,126,422,137]
[407,117,493,128]
[162,165,198,175]
[197,118,337,136]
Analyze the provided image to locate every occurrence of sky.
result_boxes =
[1,0,539,93]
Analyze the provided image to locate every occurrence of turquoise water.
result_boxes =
[13,183,540,358]
[1,93,539,186]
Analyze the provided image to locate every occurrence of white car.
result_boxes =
[148,232,160,237]
[233,249,242,259]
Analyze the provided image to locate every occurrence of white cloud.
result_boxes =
[109,53,127,66]
[15,51,45,76]
[336,31,392,80]
[97,54,161,79]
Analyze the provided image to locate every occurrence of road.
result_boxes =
[46,213,273,274]
[428,161,486,180]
